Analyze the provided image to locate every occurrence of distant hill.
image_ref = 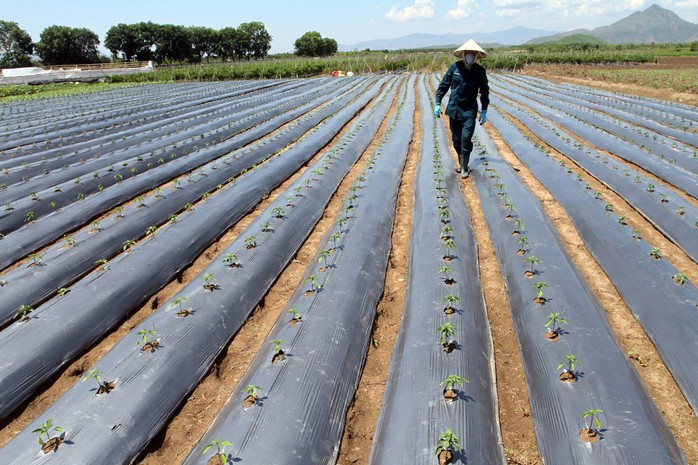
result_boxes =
[527,4,698,44]
[538,34,607,46]
[338,26,554,52]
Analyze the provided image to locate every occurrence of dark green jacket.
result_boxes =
[436,61,489,120]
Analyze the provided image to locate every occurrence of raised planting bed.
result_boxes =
[180,75,414,465]
[468,124,685,463]
[487,106,698,416]
[369,73,504,464]
[0,77,379,325]
[0,76,399,463]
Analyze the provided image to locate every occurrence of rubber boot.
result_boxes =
[459,153,468,178]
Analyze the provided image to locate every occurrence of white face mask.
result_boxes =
[464,52,475,64]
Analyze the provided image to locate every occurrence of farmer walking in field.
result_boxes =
[434,39,489,179]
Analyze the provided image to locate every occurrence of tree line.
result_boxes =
[1,19,338,67]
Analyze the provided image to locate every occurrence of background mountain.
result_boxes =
[339,4,697,51]
[526,4,698,44]
[338,26,554,51]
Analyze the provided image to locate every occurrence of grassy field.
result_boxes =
[1,45,696,103]
[523,56,698,98]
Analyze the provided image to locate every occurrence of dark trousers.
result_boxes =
[449,113,476,170]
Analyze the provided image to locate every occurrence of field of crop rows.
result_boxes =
[0,72,696,465]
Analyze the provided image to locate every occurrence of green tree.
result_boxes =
[187,26,218,62]
[294,31,337,57]
[105,22,157,61]
[36,25,100,65]
[154,24,191,64]
[133,22,158,60]
[104,22,159,61]
[237,21,271,59]
[105,23,138,61]
[0,20,33,67]
[217,26,241,60]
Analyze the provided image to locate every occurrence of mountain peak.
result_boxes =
[528,4,698,44]
[592,3,698,43]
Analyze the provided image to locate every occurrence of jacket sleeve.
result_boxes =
[435,65,453,105]
[479,68,490,111]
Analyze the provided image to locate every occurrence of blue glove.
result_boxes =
[479,110,487,125]
[434,104,441,116]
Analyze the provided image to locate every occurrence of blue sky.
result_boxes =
[4,0,698,53]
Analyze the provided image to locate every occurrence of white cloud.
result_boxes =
[488,0,690,23]
[385,0,435,21]
[496,8,521,16]
[446,0,477,19]
[491,0,540,7]
[671,0,698,6]
[490,0,540,19]
[664,0,698,21]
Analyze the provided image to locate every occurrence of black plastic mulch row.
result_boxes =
[492,75,698,172]
[488,106,698,416]
[180,75,414,465]
[0,80,285,153]
[490,79,698,199]
[0,80,328,199]
[0,77,378,326]
[491,94,698,262]
[0,75,399,465]
[470,125,685,464]
[0,81,234,134]
[502,74,698,148]
[548,78,698,129]
[0,80,360,263]
[368,74,504,464]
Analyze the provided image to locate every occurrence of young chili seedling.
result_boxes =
[580,408,603,442]
[272,206,285,218]
[517,236,529,255]
[533,281,549,304]
[171,296,193,317]
[435,322,457,352]
[288,308,302,325]
[440,224,454,240]
[32,418,64,454]
[202,273,219,291]
[136,328,158,352]
[122,239,136,252]
[544,312,567,340]
[522,255,541,278]
[14,304,33,322]
[242,384,262,398]
[223,253,241,268]
[435,428,461,465]
[440,294,460,315]
[329,232,342,250]
[271,339,285,364]
[558,354,581,382]
[202,439,234,465]
[27,252,42,267]
[442,238,457,261]
[303,274,321,295]
[82,367,115,394]
[244,235,257,249]
[318,249,333,271]
[672,273,688,285]
[439,374,469,401]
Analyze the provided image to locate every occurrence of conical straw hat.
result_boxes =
[453,39,487,60]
